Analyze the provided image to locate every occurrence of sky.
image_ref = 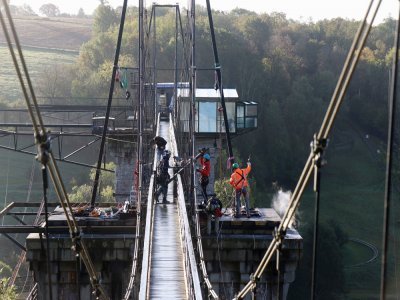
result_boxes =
[9,0,398,24]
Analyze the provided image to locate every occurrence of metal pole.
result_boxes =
[311,158,321,300]
[153,5,157,121]
[42,166,53,300]
[190,0,196,206]
[174,5,178,123]
[137,0,144,206]
[380,2,400,298]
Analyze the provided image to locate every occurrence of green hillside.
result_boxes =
[0,46,78,101]
[0,16,91,102]
[292,121,386,298]
[0,16,92,50]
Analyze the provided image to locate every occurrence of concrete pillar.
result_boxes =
[200,211,302,300]
[109,139,137,203]
[26,210,137,300]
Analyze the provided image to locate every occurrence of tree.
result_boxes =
[93,4,118,34]
[39,3,60,17]
[9,4,37,16]
[0,262,16,300]
[69,184,92,203]
[89,162,115,188]
[37,64,73,104]
[69,162,116,203]
[77,8,85,18]
[0,278,16,300]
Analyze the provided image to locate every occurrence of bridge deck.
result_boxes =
[149,121,187,299]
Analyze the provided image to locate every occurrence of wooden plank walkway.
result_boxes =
[149,121,187,299]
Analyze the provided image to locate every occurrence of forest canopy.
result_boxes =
[8,3,396,202]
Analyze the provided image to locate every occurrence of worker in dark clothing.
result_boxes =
[196,150,211,202]
[155,150,171,203]
[229,159,251,218]
[151,136,167,161]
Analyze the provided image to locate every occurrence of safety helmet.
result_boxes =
[232,163,239,170]
[203,153,210,161]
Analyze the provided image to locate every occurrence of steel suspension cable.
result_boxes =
[311,153,323,300]
[189,0,196,206]
[91,0,128,207]
[205,0,234,163]
[380,1,400,299]
[234,0,382,298]
[41,165,53,300]
[0,1,109,298]
[123,0,144,298]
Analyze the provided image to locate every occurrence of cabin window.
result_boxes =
[217,102,236,133]
[236,101,258,130]
[197,102,217,132]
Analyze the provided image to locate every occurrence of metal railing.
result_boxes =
[169,116,203,299]
[26,283,38,300]
[138,114,159,299]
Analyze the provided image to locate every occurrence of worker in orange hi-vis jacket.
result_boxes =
[229,158,251,218]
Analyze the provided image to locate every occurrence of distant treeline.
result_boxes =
[5,4,397,198]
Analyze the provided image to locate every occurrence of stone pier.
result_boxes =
[108,134,137,203]
[200,208,302,299]
[26,206,136,300]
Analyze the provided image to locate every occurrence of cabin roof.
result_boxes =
[177,88,238,98]
[92,116,115,120]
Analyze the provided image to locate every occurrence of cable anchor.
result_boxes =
[35,130,51,166]
[310,134,328,165]
[310,134,328,191]
[273,227,285,247]
[71,231,82,255]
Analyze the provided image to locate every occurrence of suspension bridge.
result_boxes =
[0,0,396,299]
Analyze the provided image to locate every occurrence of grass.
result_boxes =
[0,46,78,101]
[0,16,91,102]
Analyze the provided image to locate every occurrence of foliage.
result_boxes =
[69,162,116,203]
[100,185,114,202]
[214,178,233,208]
[93,4,119,34]
[0,261,16,300]
[0,261,12,276]
[89,162,116,188]
[77,8,86,18]
[0,278,17,300]
[68,184,93,203]
[9,4,37,16]
[39,3,60,17]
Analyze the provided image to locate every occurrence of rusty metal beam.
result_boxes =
[0,225,136,234]
[0,202,15,217]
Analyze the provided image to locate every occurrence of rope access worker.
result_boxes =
[155,150,171,203]
[196,148,211,202]
[151,135,167,161]
[229,157,252,218]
